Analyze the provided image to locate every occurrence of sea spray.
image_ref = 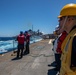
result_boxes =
[0,36,42,54]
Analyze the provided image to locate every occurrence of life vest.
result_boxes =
[17,34,25,44]
[60,28,76,75]
[25,34,30,42]
[56,31,67,54]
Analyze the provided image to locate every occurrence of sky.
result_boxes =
[0,0,76,37]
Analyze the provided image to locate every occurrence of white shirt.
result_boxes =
[53,38,59,54]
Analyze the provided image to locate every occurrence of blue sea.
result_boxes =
[0,36,42,54]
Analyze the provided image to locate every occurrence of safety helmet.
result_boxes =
[25,31,28,33]
[58,3,76,18]
[20,31,23,34]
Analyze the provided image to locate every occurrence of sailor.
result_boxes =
[24,31,30,54]
[17,31,25,58]
[58,3,76,75]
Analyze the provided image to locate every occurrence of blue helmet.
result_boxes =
[25,31,28,33]
[20,31,23,34]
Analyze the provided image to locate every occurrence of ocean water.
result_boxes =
[0,36,42,54]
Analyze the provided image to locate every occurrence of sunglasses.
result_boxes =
[59,16,66,21]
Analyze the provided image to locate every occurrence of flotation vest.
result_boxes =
[17,34,25,44]
[60,28,76,75]
[56,31,67,54]
[26,34,30,42]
